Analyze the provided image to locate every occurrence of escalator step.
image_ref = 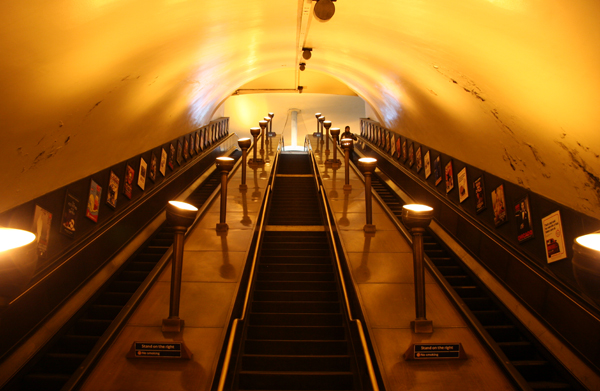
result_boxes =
[85,304,123,320]
[253,290,339,302]
[484,324,521,342]
[56,335,99,353]
[472,310,510,326]
[35,353,87,374]
[96,292,132,306]
[497,341,536,360]
[260,256,332,265]
[462,297,495,311]
[241,354,352,372]
[251,301,340,314]
[71,319,112,336]
[244,340,348,356]
[249,313,344,327]
[237,370,354,390]
[255,281,337,291]
[247,326,346,341]
[258,264,332,273]
[257,272,335,282]
[22,373,70,391]
[511,360,552,382]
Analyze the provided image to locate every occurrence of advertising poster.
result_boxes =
[424,151,431,179]
[515,196,534,243]
[474,176,486,213]
[106,171,119,208]
[492,184,508,227]
[195,132,200,153]
[160,148,167,176]
[391,135,396,156]
[149,153,157,182]
[434,155,442,185]
[33,205,52,257]
[168,144,175,170]
[402,139,408,162]
[396,137,402,159]
[457,167,468,203]
[123,164,135,199]
[183,138,189,160]
[86,180,102,223]
[445,160,454,193]
[408,143,414,167]
[542,211,567,263]
[177,141,183,165]
[415,147,422,172]
[61,191,79,238]
[138,158,147,190]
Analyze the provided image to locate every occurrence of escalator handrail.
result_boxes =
[216,136,283,391]
[305,141,380,391]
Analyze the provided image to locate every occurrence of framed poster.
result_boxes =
[391,135,397,156]
[457,167,468,203]
[415,146,423,172]
[402,139,408,162]
[183,138,190,160]
[433,155,442,185]
[61,191,79,238]
[542,211,567,263]
[424,151,431,179]
[149,153,157,182]
[491,184,508,227]
[396,137,402,159]
[176,141,183,165]
[106,170,120,208]
[86,179,102,223]
[474,176,486,213]
[408,143,414,167]
[168,143,175,170]
[515,196,534,243]
[123,164,135,199]
[445,160,454,193]
[195,132,200,153]
[33,205,52,258]
[160,148,167,176]
[138,158,147,190]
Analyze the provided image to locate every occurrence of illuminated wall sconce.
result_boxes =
[216,157,235,232]
[238,138,252,190]
[163,201,198,333]
[341,138,354,191]
[0,228,36,308]
[249,127,262,165]
[358,157,377,233]
[572,233,600,306]
[402,204,434,334]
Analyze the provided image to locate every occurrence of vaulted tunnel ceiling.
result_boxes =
[1,0,599,219]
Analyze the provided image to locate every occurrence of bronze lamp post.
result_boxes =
[249,127,262,164]
[314,113,322,136]
[216,157,235,232]
[238,138,251,190]
[358,157,377,233]
[341,138,354,190]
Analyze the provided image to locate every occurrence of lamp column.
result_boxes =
[330,127,341,167]
[216,157,235,232]
[401,204,434,334]
[314,113,322,137]
[268,112,275,136]
[249,127,262,165]
[238,138,251,190]
[163,201,198,333]
[341,138,354,191]
[324,121,332,153]
[319,116,325,143]
[358,158,377,233]
[259,120,268,157]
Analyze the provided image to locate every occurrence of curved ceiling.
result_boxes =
[1,0,599,219]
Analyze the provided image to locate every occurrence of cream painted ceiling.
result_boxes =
[1,0,599,219]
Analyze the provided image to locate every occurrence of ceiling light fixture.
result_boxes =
[302,48,312,60]
[314,0,335,21]
[299,63,306,71]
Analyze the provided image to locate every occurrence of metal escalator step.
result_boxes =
[484,324,521,342]
[247,326,346,341]
[472,310,510,326]
[260,256,332,265]
[241,354,352,372]
[85,304,123,320]
[258,264,332,273]
[253,290,339,302]
[249,313,344,327]
[255,281,337,291]
[244,339,348,356]
[251,301,341,314]
[257,272,335,282]
[35,353,87,374]
[497,341,536,360]
[237,370,354,390]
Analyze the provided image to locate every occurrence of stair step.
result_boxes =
[484,324,521,342]
[462,297,494,311]
[247,326,346,341]
[260,256,332,265]
[511,360,553,382]
[249,313,344,327]
[36,352,87,373]
[238,371,354,390]
[497,341,536,360]
[251,301,340,314]
[257,272,334,282]
[241,355,352,372]
[259,264,333,273]
[253,290,339,302]
[472,310,510,326]
[244,340,349,356]
[255,281,337,291]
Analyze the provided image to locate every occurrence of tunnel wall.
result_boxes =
[357,119,600,372]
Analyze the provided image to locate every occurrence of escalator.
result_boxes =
[227,153,369,390]
[5,151,241,391]
[366,169,584,391]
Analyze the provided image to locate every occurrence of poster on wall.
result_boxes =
[86,180,102,223]
[123,164,135,199]
[491,184,508,227]
[408,143,414,167]
[60,191,79,238]
[402,140,408,162]
[183,138,190,160]
[106,171,120,208]
[542,211,567,263]
[390,135,396,156]
[149,153,157,182]
[138,158,147,190]
[168,144,175,170]
[445,160,454,193]
[195,132,200,154]
[433,156,442,185]
[396,137,402,159]
[415,147,423,172]
[457,167,468,203]
[474,176,486,213]
[160,148,167,176]
[33,205,52,258]
[424,151,431,179]
[515,196,534,243]
[177,141,183,165]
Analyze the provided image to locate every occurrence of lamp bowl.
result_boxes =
[238,138,252,150]
[357,157,377,174]
[401,204,434,230]
[166,201,198,228]
[330,128,340,140]
[250,127,261,137]
[259,120,268,129]
[216,156,235,172]
[323,121,332,130]
[268,112,274,119]
[341,138,354,149]
[572,233,600,306]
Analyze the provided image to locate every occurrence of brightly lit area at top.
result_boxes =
[403,204,434,212]
[575,233,600,252]
[168,201,199,212]
[0,228,36,253]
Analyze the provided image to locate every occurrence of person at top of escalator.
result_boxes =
[341,126,357,141]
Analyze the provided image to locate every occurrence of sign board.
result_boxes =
[127,341,192,359]
[404,343,466,360]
